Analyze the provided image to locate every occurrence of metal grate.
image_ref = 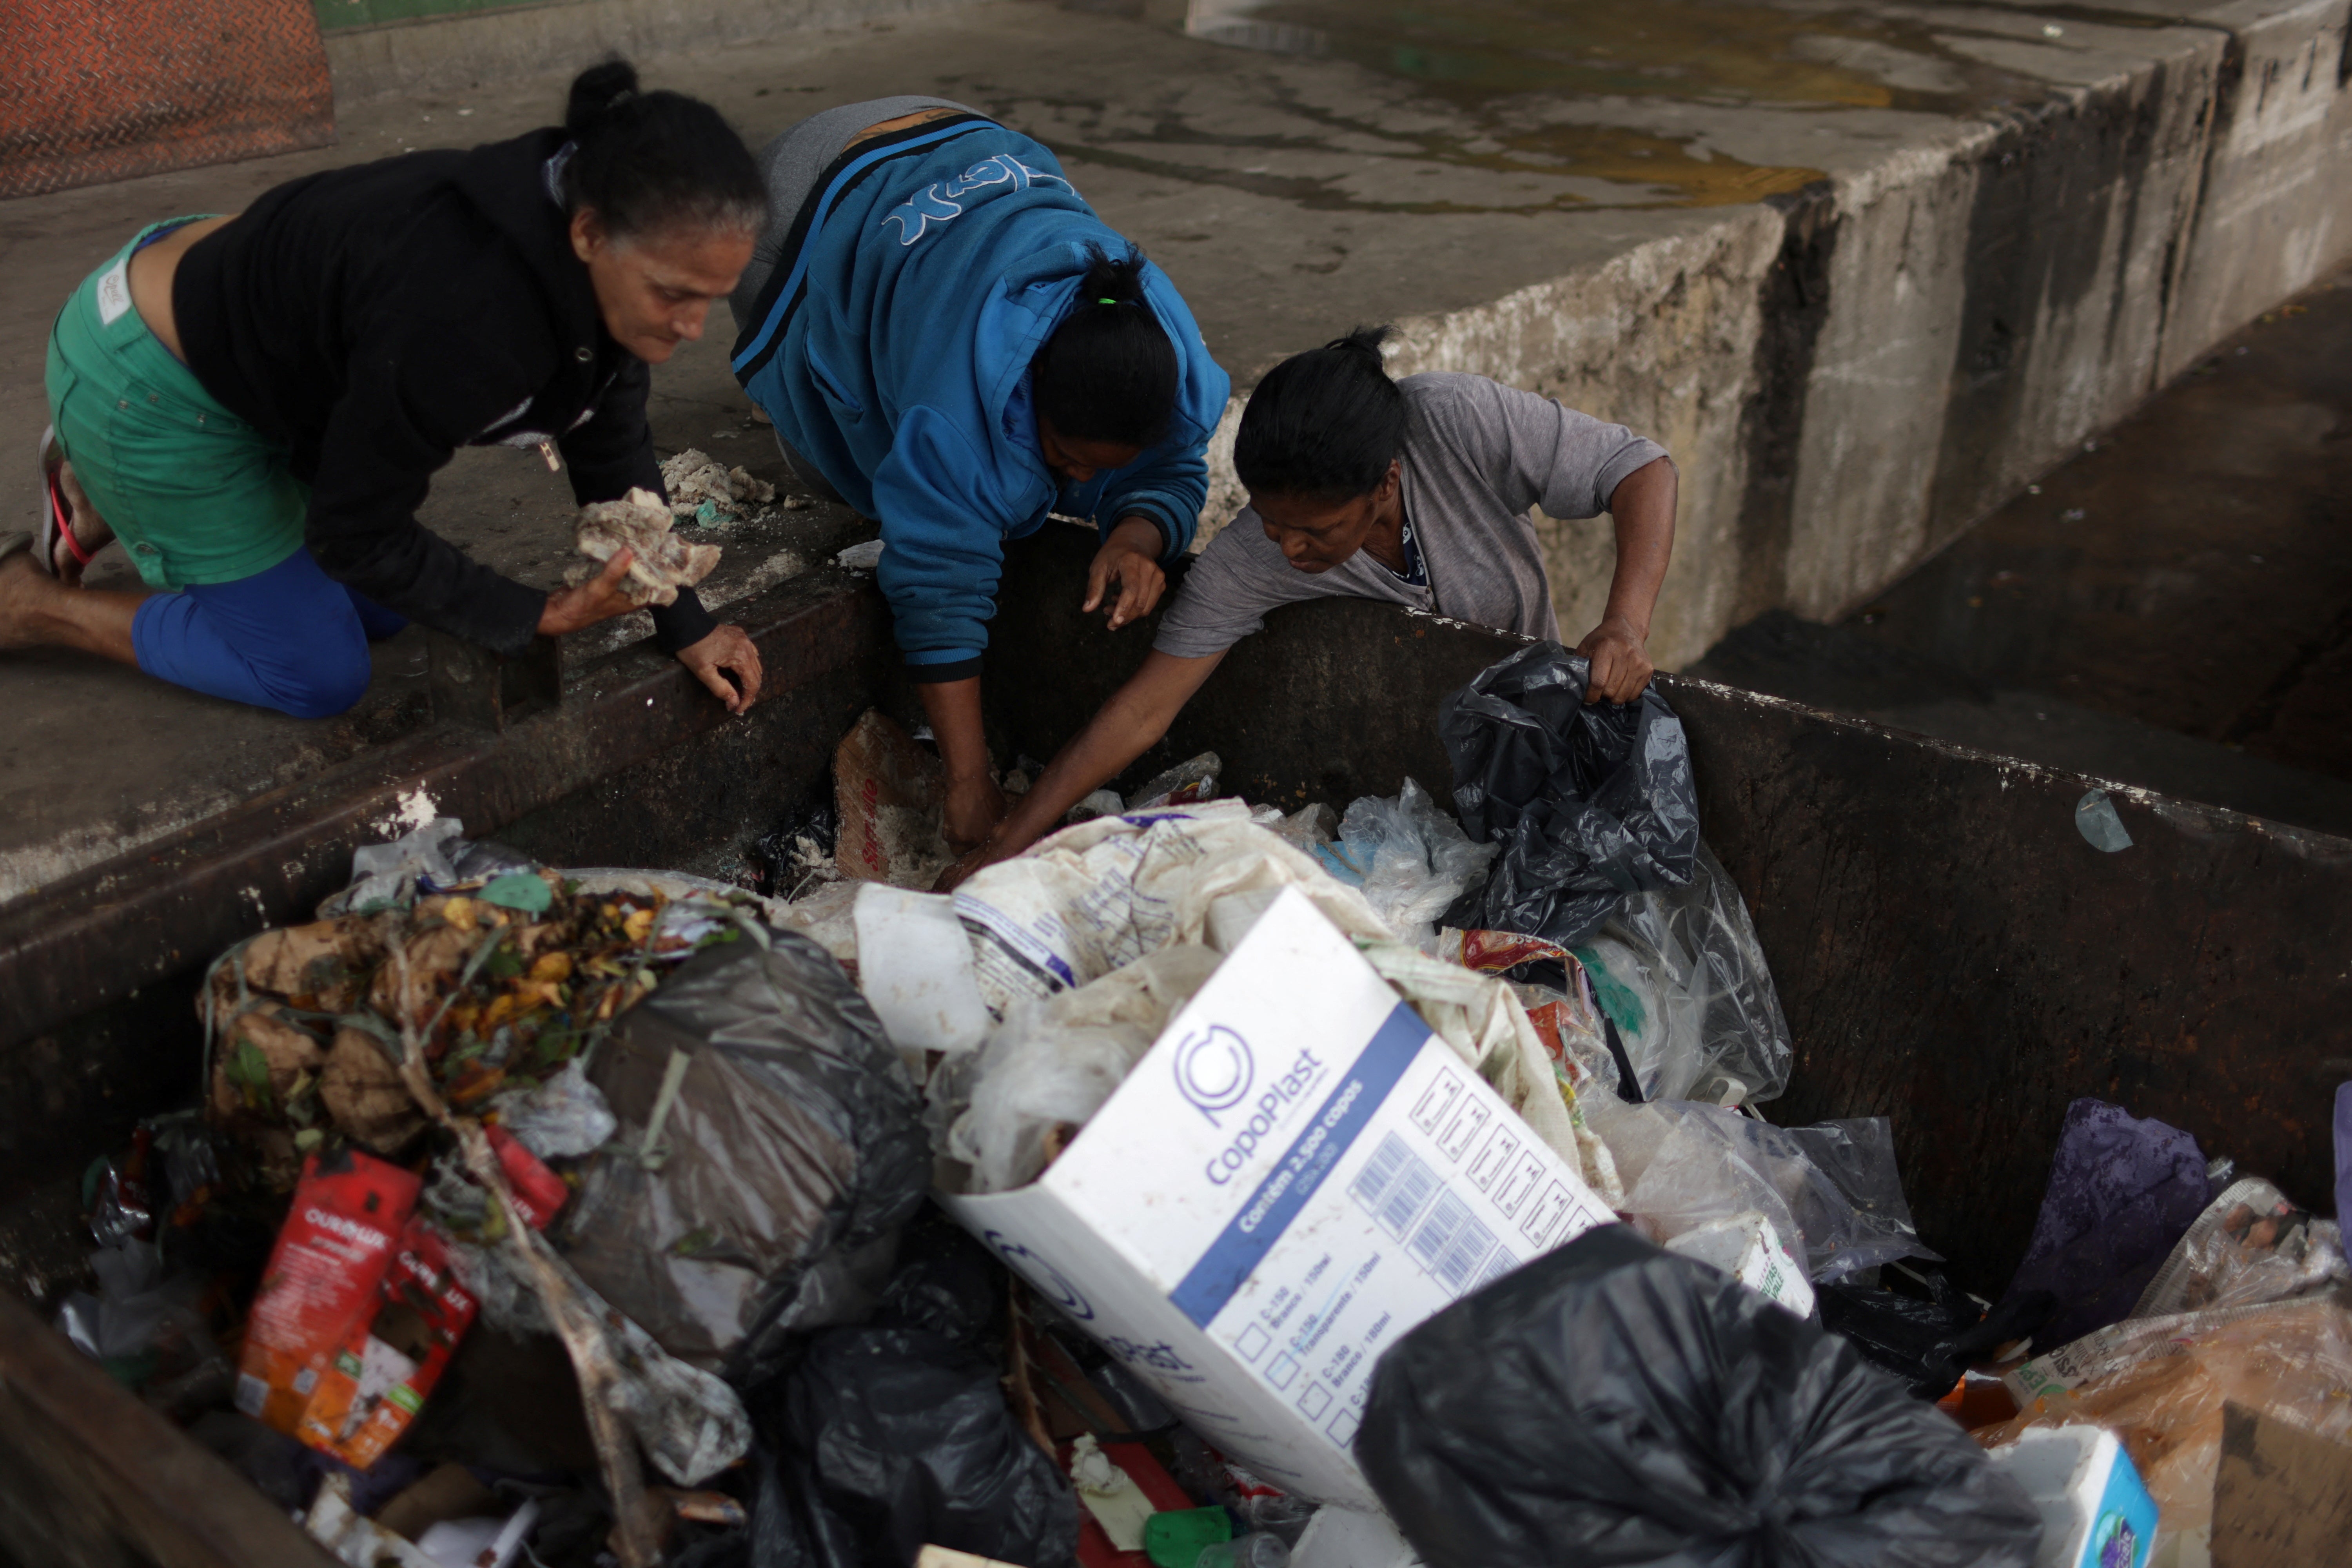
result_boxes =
[0,0,335,200]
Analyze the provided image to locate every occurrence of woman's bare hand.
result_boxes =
[537,549,640,636]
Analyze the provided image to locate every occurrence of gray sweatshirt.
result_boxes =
[1152,373,1668,658]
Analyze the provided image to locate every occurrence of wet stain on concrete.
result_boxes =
[1056,0,2054,209]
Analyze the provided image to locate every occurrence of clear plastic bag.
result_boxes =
[1596,1098,1936,1283]
[1572,843,1793,1106]
[1323,780,1496,954]
[943,944,1223,1194]
[488,1059,617,1160]
[2129,1177,2348,1319]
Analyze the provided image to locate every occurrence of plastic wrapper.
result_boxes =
[1437,642,1699,948]
[1573,841,1793,1106]
[1316,779,1496,953]
[1357,1225,2043,1568]
[1593,1098,1935,1283]
[488,1059,618,1160]
[555,927,932,1387]
[942,944,1223,1194]
[1987,1295,2352,1542]
[1996,1098,2214,1349]
[949,800,1388,1018]
[2128,1176,2348,1319]
[55,1237,228,1394]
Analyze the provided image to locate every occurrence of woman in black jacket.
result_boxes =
[3,60,766,719]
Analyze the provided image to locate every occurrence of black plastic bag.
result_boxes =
[1356,1226,2043,1568]
[1820,1270,2054,1399]
[1438,643,1700,947]
[709,1327,1080,1568]
[556,928,932,1387]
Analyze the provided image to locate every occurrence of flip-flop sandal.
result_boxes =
[36,425,110,579]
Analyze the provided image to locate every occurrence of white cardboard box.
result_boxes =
[940,887,1612,1511]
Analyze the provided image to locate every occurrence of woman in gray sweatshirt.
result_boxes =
[943,325,1677,884]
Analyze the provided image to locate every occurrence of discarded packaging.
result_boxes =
[1662,1208,1815,1318]
[1991,1294,2352,1543]
[1984,1425,2158,1568]
[939,887,1613,1510]
[944,943,1222,1194]
[1070,1432,1156,1550]
[1356,1225,2044,1568]
[295,1214,479,1469]
[1437,642,1699,947]
[834,709,953,888]
[2128,1175,2347,1319]
[1594,1097,1933,1283]
[236,1149,421,1434]
[854,884,994,1056]
[1314,778,1494,953]
[949,799,1389,1021]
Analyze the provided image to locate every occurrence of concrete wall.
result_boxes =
[1299,0,2352,666]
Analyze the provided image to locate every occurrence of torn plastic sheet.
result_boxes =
[1592,1098,1935,1283]
[949,800,1389,1019]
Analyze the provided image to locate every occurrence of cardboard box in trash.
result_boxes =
[939,887,1613,1512]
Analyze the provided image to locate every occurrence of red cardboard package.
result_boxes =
[235,1149,420,1434]
[296,1215,478,1467]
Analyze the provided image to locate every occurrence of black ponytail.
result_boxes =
[557,57,765,240]
[1233,326,1405,499]
[1032,245,1180,448]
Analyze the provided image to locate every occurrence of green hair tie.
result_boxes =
[1097,297,1118,305]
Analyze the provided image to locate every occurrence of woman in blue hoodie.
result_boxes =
[730,99,1229,848]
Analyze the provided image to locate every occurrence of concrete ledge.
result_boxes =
[323,0,987,102]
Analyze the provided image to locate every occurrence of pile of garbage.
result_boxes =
[47,645,2352,1568]
[659,448,795,530]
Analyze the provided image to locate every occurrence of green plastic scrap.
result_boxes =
[479,871,554,914]
[1144,1507,1232,1568]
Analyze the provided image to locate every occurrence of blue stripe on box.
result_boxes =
[1170,1002,1432,1328]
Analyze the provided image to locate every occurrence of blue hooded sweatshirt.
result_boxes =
[731,114,1231,676]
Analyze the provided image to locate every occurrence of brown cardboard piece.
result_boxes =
[2211,1399,2352,1567]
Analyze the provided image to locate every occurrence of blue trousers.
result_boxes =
[131,547,408,719]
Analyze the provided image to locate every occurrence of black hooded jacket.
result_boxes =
[172,127,714,657]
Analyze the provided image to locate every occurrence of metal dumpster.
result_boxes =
[2,523,2346,1564]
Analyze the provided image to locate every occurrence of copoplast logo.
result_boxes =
[1173,1023,1255,1125]
[985,1230,1094,1321]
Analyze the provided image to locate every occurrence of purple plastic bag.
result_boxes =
[2000,1099,2212,1349]
[2336,1082,2351,1225]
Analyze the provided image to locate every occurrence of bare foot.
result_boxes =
[52,461,113,584]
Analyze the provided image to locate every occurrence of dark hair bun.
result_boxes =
[566,58,641,132]
[1234,323,1405,499]
[1032,243,1179,447]
[554,55,764,241]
